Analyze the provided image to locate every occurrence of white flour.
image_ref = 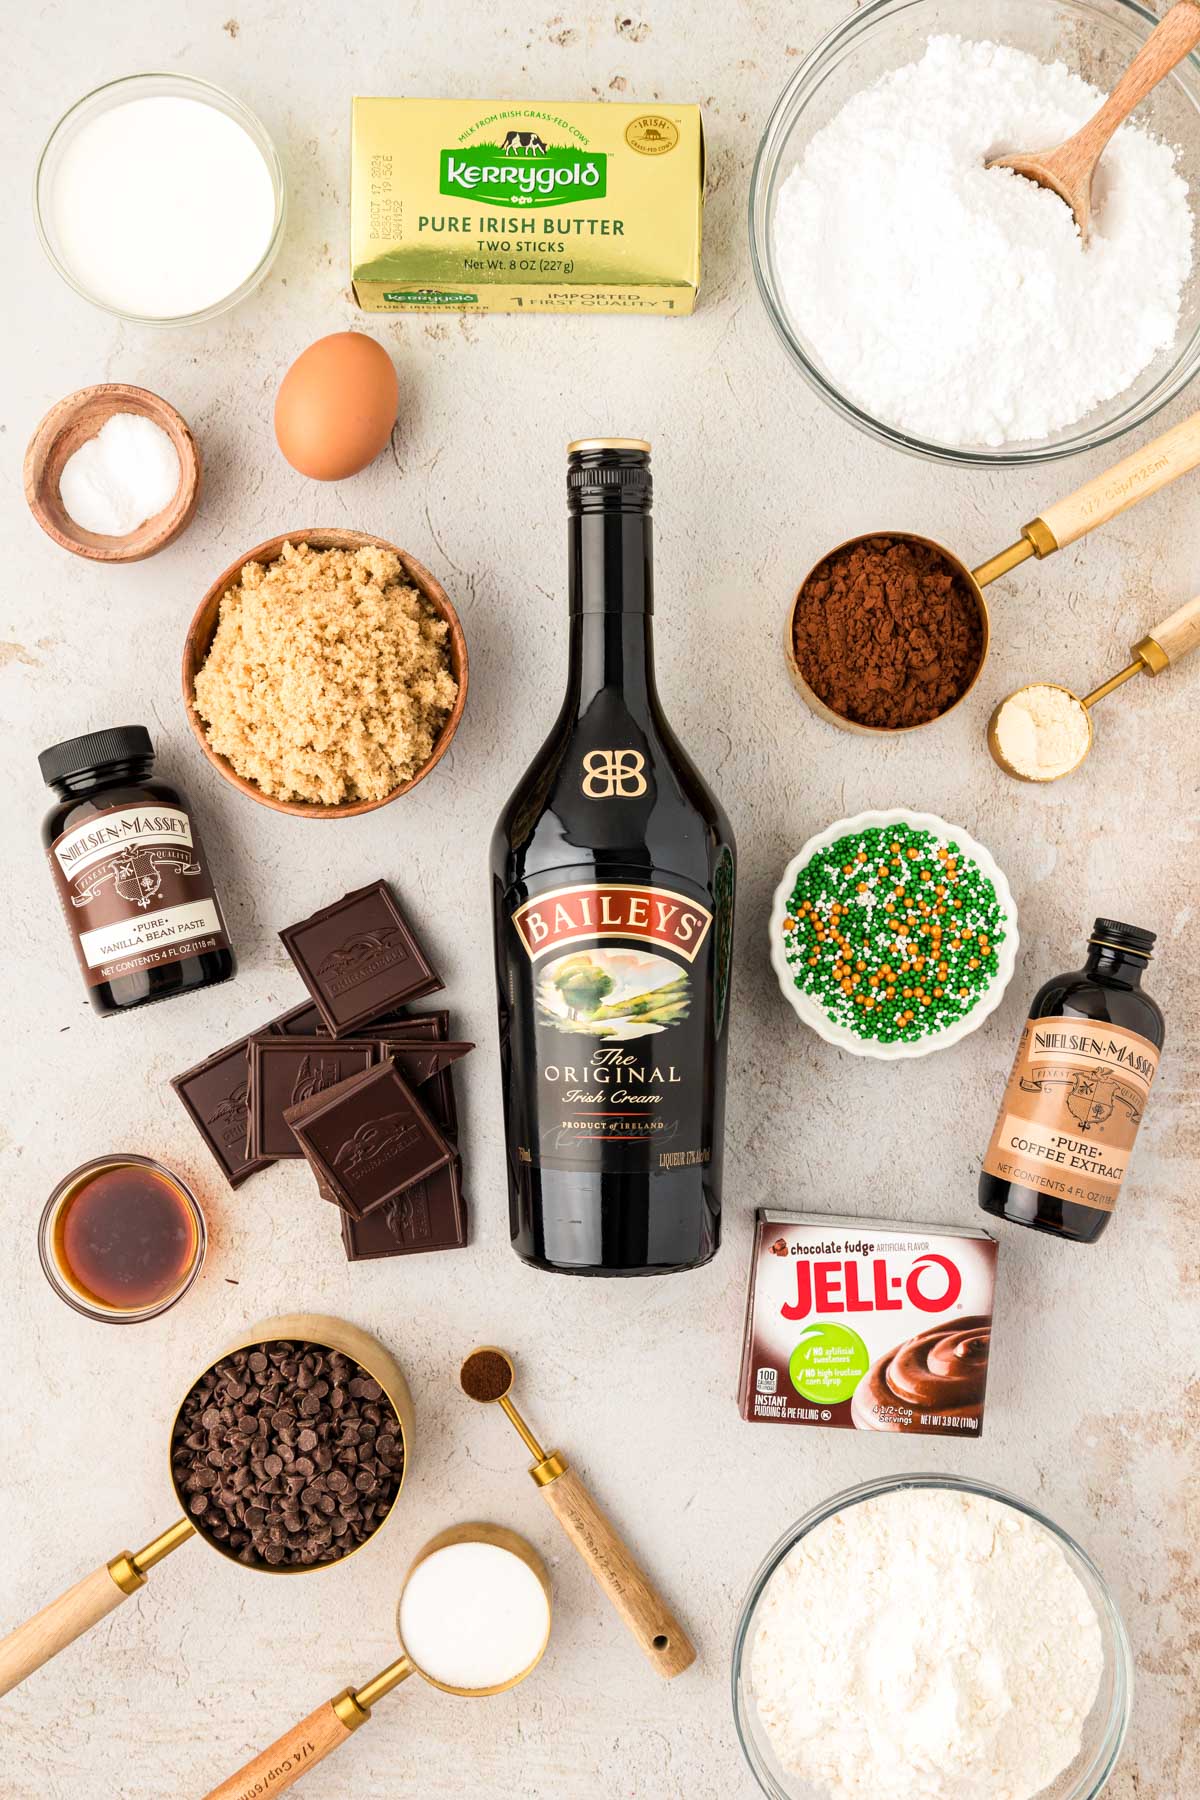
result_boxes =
[750,1488,1104,1800]
[773,35,1193,445]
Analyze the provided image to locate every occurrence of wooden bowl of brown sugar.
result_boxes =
[785,532,989,735]
[182,529,469,819]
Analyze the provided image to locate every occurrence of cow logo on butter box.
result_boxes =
[625,115,679,157]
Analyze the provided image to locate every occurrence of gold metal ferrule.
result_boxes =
[332,1688,373,1732]
[106,1554,147,1597]
[530,1450,569,1488]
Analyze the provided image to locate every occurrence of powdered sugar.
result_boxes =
[750,1487,1104,1800]
[772,35,1194,446]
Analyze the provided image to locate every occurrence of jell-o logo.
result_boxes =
[781,1254,963,1322]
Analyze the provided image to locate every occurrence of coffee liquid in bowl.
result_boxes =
[979,919,1164,1244]
[54,1161,199,1311]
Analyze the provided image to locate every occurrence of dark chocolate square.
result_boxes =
[285,1060,453,1219]
[340,1160,467,1258]
[247,1037,378,1160]
[268,999,329,1037]
[171,1037,273,1189]
[375,1042,471,1136]
[279,882,443,1036]
[374,1007,450,1039]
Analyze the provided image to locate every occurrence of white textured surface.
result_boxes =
[1,3,1196,1798]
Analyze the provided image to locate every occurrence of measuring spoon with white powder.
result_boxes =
[988,1,1200,242]
[202,1525,551,1799]
[988,591,1200,781]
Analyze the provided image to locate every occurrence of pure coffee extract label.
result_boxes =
[48,801,230,987]
[982,1015,1159,1213]
[506,879,716,1174]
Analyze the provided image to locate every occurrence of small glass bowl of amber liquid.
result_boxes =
[39,1154,206,1323]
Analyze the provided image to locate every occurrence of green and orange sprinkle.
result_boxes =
[781,822,1006,1044]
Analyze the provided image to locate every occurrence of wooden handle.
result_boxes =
[202,1699,357,1800]
[538,1466,696,1679]
[1145,591,1200,665]
[1058,2,1200,176]
[0,1561,132,1698]
[1036,408,1200,550]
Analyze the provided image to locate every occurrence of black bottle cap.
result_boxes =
[38,724,154,788]
[1091,918,1156,958]
[567,439,652,514]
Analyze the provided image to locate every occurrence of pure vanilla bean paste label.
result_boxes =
[48,802,230,988]
[982,1015,1159,1213]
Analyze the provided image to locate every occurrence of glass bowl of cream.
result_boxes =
[35,72,286,326]
[748,0,1200,465]
[732,1473,1133,1800]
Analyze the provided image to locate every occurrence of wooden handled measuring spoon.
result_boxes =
[987,1,1200,241]
[988,591,1200,781]
[460,1347,696,1679]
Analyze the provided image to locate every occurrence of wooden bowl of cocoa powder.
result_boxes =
[785,532,988,734]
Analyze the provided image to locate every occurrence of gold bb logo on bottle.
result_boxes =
[580,749,647,798]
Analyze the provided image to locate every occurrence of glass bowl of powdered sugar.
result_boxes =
[750,0,1200,464]
[732,1473,1132,1800]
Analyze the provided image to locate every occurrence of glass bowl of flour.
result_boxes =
[750,0,1200,464]
[732,1474,1132,1800]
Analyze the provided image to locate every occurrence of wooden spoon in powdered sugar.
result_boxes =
[986,0,1200,243]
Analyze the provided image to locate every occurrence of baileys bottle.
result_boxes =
[491,441,735,1276]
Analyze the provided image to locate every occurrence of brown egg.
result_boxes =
[274,332,399,480]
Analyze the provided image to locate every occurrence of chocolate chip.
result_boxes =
[170,1338,404,1569]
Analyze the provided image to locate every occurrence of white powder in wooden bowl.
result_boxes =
[750,1488,1105,1800]
[193,540,458,806]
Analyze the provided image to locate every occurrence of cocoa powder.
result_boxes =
[793,535,983,729]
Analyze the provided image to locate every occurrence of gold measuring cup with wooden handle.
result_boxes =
[460,1346,696,1679]
[202,1524,551,1800]
[988,590,1200,781]
[786,407,1200,734]
[0,1315,413,1698]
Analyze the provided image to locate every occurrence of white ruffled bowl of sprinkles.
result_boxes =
[770,809,1018,1060]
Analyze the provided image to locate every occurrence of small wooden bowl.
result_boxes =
[24,384,201,563]
[182,529,469,820]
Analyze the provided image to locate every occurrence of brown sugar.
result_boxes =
[193,540,458,805]
[792,535,983,729]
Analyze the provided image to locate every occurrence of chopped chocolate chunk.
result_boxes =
[340,1161,467,1259]
[286,1059,453,1219]
[279,881,443,1036]
[171,1036,273,1189]
[247,1037,378,1160]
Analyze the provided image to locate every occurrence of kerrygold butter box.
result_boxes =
[351,99,704,315]
[738,1211,998,1438]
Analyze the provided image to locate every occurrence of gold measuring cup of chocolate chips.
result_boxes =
[0,1314,412,1699]
[202,1523,551,1800]
[988,590,1200,783]
[785,407,1200,735]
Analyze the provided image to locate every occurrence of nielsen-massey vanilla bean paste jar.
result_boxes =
[979,919,1164,1244]
[39,724,235,1017]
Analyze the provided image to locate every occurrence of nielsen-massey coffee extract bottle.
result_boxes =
[979,918,1164,1244]
[491,440,736,1276]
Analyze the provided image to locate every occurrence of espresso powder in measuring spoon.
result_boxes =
[794,535,983,728]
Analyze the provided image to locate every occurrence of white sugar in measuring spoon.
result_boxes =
[46,92,277,318]
[202,1525,551,1799]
